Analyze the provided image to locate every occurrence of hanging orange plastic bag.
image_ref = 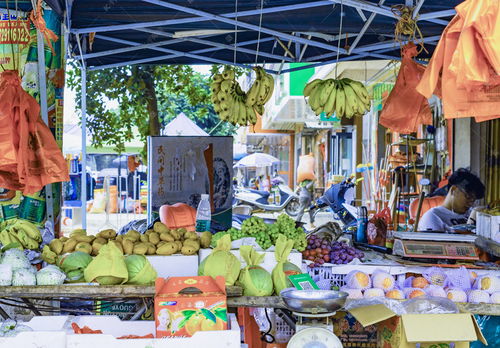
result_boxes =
[0,70,69,194]
[416,1,500,122]
[379,43,432,134]
[0,72,22,191]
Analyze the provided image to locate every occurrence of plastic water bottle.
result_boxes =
[195,194,211,232]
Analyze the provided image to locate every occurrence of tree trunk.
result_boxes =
[142,66,161,136]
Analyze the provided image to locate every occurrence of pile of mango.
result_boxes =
[42,222,212,264]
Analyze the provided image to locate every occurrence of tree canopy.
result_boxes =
[66,62,240,157]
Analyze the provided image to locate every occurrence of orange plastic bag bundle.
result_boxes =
[296,154,316,183]
[416,0,500,122]
[379,43,432,134]
[0,71,69,194]
[0,73,22,191]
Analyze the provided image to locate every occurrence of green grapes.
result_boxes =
[210,231,230,247]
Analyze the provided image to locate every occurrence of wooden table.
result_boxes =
[0,285,499,318]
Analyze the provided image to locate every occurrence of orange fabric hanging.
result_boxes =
[0,71,69,194]
[378,43,432,134]
[416,0,500,122]
[29,0,59,55]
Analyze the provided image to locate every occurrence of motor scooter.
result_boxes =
[233,177,301,216]
[309,178,358,230]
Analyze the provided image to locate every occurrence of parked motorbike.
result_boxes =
[309,178,357,229]
[233,177,301,216]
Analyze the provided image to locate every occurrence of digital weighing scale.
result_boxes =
[280,289,346,348]
[393,231,479,261]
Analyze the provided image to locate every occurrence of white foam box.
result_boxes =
[0,314,240,348]
[198,248,302,274]
[146,255,199,277]
[477,211,500,242]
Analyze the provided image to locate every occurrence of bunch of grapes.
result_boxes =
[329,241,364,264]
[302,237,365,267]
[293,228,307,251]
[229,227,247,240]
[255,233,273,250]
[303,235,332,267]
[241,216,268,235]
[210,231,230,247]
[275,214,296,240]
[267,224,280,244]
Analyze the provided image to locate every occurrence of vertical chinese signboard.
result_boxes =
[147,136,233,230]
[0,5,64,228]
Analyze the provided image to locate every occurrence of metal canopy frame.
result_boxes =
[26,0,458,232]
[59,0,458,74]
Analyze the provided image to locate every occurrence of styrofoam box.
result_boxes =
[477,211,500,241]
[0,314,240,348]
[146,255,199,277]
[198,248,302,274]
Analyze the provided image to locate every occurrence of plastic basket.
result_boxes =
[307,264,409,289]
[253,308,295,344]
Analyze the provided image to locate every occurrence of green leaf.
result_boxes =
[181,310,197,319]
[178,317,189,329]
[213,308,227,323]
[200,308,217,324]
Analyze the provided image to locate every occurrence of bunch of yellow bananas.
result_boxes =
[210,66,274,126]
[304,78,371,119]
[0,219,41,250]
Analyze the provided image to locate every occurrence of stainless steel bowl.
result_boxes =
[280,289,348,314]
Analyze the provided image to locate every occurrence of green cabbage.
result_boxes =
[58,251,93,283]
[272,235,301,294]
[125,255,157,285]
[238,245,273,296]
[12,268,36,286]
[0,249,30,270]
[36,265,66,285]
[198,234,241,286]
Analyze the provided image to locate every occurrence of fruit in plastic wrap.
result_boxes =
[363,288,385,298]
[340,287,363,299]
[412,277,430,289]
[468,290,490,303]
[473,275,500,294]
[469,271,478,284]
[386,289,404,299]
[426,285,446,298]
[446,288,468,303]
[345,270,371,290]
[371,270,395,290]
[406,288,426,299]
[490,292,500,304]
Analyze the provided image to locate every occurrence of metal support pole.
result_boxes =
[81,67,87,231]
[36,19,55,230]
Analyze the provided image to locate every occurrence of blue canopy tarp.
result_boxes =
[27,0,460,72]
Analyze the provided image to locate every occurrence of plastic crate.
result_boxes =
[252,308,295,344]
[306,264,409,289]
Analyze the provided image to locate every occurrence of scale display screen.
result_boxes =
[400,240,479,260]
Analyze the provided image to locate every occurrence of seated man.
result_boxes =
[418,168,485,232]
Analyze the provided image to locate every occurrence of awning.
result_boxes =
[36,0,459,72]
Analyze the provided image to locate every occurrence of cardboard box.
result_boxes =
[333,311,377,348]
[198,248,302,274]
[155,276,228,338]
[146,255,199,278]
[349,304,487,348]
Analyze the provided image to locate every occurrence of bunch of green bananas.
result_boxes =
[245,66,274,116]
[0,219,41,250]
[210,66,274,126]
[304,78,371,119]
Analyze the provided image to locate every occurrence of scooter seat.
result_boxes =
[247,189,270,198]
